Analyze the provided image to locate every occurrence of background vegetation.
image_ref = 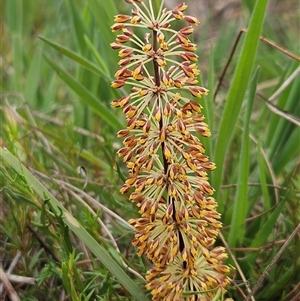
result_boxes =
[1,0,299,300]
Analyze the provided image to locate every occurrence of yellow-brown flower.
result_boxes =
[111,1,230,300]
[146,248,230,301]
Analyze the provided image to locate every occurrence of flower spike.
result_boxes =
[111,1,230,300]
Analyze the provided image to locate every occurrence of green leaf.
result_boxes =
[201,49,214,159]
[212,0,269,210]
[87,0,117,36]
[6,0,22,34]
[83,289,95,301]
[66,0,88,54]
[267,74,300,174]
[247,193,289,265]
[228,67,259,247]
[259,267,295,300]
[273,127,300,174]
[39,36,106,78]
[86,0,118,70]
[12,192,40,209]
[265,63,298,149]
[79,149,110,171]
[62,262,73,299]
[42,54,123,130]
[0,147,149,301]
[84,35,110,77]
[257,140,271,210]
[24,50,42,106]
[6,0,23,91]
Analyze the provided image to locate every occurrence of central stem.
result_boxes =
[152,29,185,256]
[152,30,168,175]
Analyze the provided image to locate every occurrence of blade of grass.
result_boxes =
[86,0,117,70]
[87,0,117,32]
[39,36,107,78]
[84,35,110,77]
[267,74,300,174]
[6,0,23,91]
[212,0,269,211]
[0,147,149,301]
[273,127,300,175]
[66,0,88,54]
[228,67,259,247]
[24,50,42,106]
[247,193,289,265]
[257,140,271,210]
[201,49,215,158]
[258,267,295,300]
[267,67,300,159]
[43,54,123,130]
[43,74,57,108]
[79,149,111,171]
[86,0,115,46]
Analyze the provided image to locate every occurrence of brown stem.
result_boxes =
[152,31,161,88]
[214,28,300,99]
[214,30,243,99]
[26,222,60,263]
[152,30,185,257]
[245,223,300,301]
[152,30,168,175]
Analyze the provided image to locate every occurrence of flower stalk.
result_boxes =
[111,1,230,300]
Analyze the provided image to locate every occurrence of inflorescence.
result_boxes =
[110,1,230,300]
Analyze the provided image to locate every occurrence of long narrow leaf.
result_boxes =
[39,36,106,78]
[0,147,149,301]
[6,0,23,91]
[228,67,259,247]
[273,127,300,174]
[66,0,88,54]
[257,140,271,210]
[247,194,289,265]
[86,0,118,71]
[24,50,42,106]
[212,0,269,210]
[265,62,299,150]
[43,54,123,130]
[201,50,215,158]
[86,0,114,49]
[84,35,110,77]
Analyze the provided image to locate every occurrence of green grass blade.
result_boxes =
[202,49,215,158]
[268,73,299,150]
[86,0,117,66]
[264,63,297,149]
[66,0,88,54]
[259,267,295,300]
[43,54,123,130]
[87,0,117,33]
[267,74,300,173]
[6,0,23,91]
[39,36,106,78]
[228,67,259,247]
[212,0,269,209]
[247,194,289,265]
[273,127,300,174]
[84,35,110,77]
[24,50,42,106]
[257,140,271,210]
[0,147,149,301]
[44,74,57,108]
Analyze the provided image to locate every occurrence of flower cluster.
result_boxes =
[111,1,230,300]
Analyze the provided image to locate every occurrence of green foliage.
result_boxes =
[212,0,269,205]
[1,0,299,300]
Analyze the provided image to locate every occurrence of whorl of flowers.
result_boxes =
[110,1,230,300]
